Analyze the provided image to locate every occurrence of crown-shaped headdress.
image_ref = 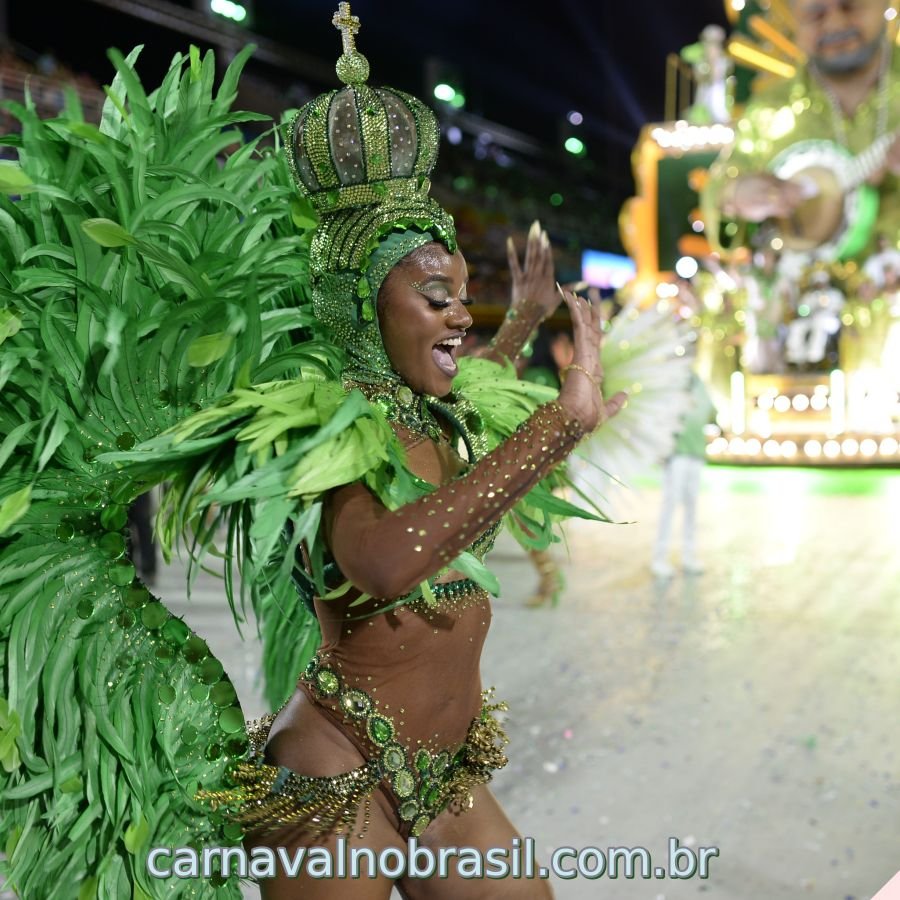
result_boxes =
[286,4,456,381]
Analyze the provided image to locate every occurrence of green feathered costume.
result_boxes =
[0,42,612,898]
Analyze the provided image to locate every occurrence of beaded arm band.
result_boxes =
[477,296,548,367]
[372,401,584,593]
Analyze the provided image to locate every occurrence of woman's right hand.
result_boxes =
[556,288,627,432]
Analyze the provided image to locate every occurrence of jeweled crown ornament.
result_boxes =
[286,2,455,276]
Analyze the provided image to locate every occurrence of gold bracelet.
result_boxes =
[560,363,600,391]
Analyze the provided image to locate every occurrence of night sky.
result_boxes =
[7,0,729,201]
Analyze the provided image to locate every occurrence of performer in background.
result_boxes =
[704,0,900,262]
[786,268,846,366]
[652,370,715,579]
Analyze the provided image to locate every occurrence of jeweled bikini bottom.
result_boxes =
[205,669,509,841]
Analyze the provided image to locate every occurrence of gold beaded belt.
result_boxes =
[198,663,509,840]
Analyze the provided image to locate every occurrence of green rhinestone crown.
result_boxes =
[285,3,455,276]
[286,84,441,217]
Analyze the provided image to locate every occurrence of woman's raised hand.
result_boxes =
[556,287,627,433]
[506,220,561,318]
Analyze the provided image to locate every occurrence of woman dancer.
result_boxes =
[0,6,622,898]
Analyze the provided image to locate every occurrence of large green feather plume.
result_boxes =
[0,44,322,897]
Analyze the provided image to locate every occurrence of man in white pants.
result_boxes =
[652,371,715,578]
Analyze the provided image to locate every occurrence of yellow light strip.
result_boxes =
[728,37,797,79]
[748,15,805,61]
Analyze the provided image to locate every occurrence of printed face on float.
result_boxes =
[377,243,473,399]
[792,0,888,75]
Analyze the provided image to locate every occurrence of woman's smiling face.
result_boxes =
[377,242,473,398]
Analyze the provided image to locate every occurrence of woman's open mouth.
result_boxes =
[432,335,462,378]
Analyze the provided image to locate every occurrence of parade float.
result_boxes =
[621,0,900,466]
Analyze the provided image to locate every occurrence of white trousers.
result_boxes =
[654,455,704,565]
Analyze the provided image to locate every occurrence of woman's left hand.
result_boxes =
[507,220,560,318]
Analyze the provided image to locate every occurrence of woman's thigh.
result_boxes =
[245,689,404,898]
[245,798,403,900]
[397,785,554,900]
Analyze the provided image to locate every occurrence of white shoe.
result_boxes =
[651,560,675,579]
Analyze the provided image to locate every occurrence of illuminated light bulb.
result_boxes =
[763,439,780,457]
[434,83,457,102]
[792,394,810,412]
[841,438,859,456]
[810,394,828,411]
[758,394,774,411]
[782,440,798,457]
[804,440,822,457]
[773,395,791,413]
[745,438,761,456]
[675,256,699,279]
[210,0,248,20]
[860,439,878,457]
[823,440,841,458]
[729,437,745,454]
[879,437,899,455]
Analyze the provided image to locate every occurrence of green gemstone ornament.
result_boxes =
[205,743,222,761]
[183,636,209,664]
[210,681,237,708]
[140,602,167,630]
[115,432,136,451]
[218,707,244,734]
[199,657,224,685]
[423,783,441,809]
[316,669,339,696]
[161,618,190,646]
[367,714,394,746]
[99,532,126,560]
[391,769,414,798]
[124,586,149,609]
[108,560,136,587]
[382,744,406,772]
[398,799,418,821]
[341,689,371,718]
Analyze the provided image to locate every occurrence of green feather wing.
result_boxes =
[0,44,324,895]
